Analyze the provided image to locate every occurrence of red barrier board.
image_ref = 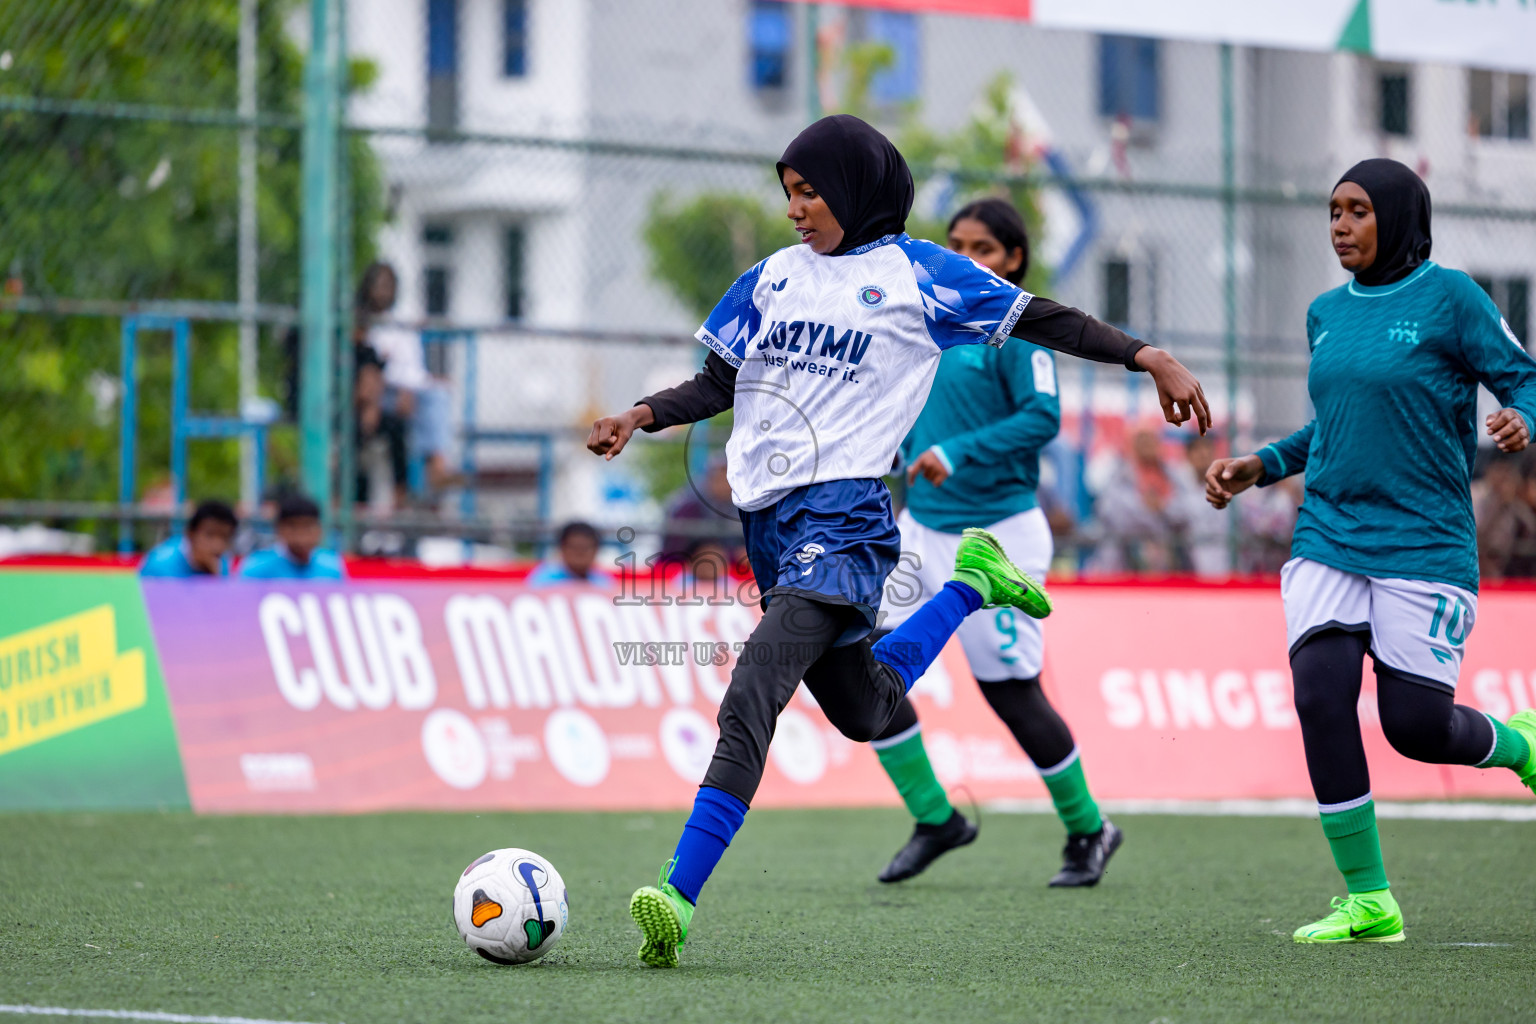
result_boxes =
[141,580,1534,813]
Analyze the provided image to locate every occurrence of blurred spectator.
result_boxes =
[356,262,457,495]
[1088,428,1178,573]
[1239,473,1303,575]
[239,494,346,580]
[673,536,739,600]
[1169,435,1231,577]
[1035,440,1080,545]
[1475,452,1536,581]
[658,454,744,567]
[354,342,408,510]
[140,500,237,577]
[528,521,616,587]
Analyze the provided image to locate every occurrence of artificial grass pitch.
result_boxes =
[1,809,1533,1024]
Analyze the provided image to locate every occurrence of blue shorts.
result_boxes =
[739,479,900,646]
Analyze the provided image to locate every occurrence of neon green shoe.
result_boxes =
[954,527,1052,619]
[629,862,695,968]
[1507,710,1536,795]
[1292,890,1405,944]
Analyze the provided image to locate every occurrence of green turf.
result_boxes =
[1,810,1534,1024]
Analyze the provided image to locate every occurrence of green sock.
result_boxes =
[951,566,992,605]
[873,726,953,826]
[1478,714,1532,770]
[1319,797,1390,894]
[1038,749,1102,836]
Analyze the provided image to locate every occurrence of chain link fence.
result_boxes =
[3,0,1533,574]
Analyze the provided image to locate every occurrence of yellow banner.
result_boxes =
[0,605,148,757]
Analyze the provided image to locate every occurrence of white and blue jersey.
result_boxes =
[697,233,1031,640]
[698,233,1032,513]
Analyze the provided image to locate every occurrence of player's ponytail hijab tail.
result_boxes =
[777,115,915,255]
[1335,158,1432,287]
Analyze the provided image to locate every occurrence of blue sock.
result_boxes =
[873,580,983,691]
[667,785,749,904]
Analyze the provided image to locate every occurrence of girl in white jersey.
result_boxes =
[587,115,1208,968]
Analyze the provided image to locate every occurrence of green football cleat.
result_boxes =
[1292,890,1405,944]
[954,527,1052,618]
[1507,710,1536,795]
[629,862,694,968]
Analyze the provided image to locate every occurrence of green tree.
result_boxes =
[899,73,1053,296]
[0,0,383,531]
[642,191,798,322]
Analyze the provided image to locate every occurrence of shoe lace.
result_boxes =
[657,857,677,889]
[1326,894,1367,921]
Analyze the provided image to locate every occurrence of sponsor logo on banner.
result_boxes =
[0,604,148,757]
[769,708,827,784]
[659,707,716,783]
[422,708,489,790]
[240,753,316,792]
[544,708,609,787]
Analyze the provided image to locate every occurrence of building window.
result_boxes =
[426,0,458,134]
[504,0,528,78]
[1098,35,1159,123]
[1377,64,1411,137]
[1103,258,1131,327]
[425,266,450,317]
[868,11,919,106]
[505,225,525,321]
[1470,69,1530,141]
[1475,276,1531,349]
[748,1,791,91]
[423,221,453,318]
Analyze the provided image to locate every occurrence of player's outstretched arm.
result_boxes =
[1134,346,1211,435]
[586,351,738,461]
[587,405,654,460]
[1009,298,1210,433]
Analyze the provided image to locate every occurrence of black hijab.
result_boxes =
[1335,158,1432,287]
[777,114,914,256]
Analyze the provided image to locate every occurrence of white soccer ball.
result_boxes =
[452,847,569,964]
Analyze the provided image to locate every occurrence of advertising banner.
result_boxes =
[0,571,189,810]
[141,578,1533,814]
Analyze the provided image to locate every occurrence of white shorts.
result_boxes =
[882,507,1052,680]
[1280,557,1477,693]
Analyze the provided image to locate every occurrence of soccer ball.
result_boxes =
[452,847,569,965]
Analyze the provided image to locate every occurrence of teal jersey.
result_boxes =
[1256,262,1536,592]
[901,338,1061,534]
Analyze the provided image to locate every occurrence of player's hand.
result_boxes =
[1205,454,1264,509]
[906,447,951,487]
[586,404,655,460]
[1487,408,1530,453]
[1135,347,1211,435]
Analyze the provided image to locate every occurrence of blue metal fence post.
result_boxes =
[460,330,478,522]
[170,318,191,510]
[118,318,139,553]
[254,426,268,506]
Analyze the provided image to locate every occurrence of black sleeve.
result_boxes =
[1008,297,1148,370]
[636,351,739,431]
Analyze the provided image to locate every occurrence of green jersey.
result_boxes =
[1256,262,1536,592]
[901,339,1060,534]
